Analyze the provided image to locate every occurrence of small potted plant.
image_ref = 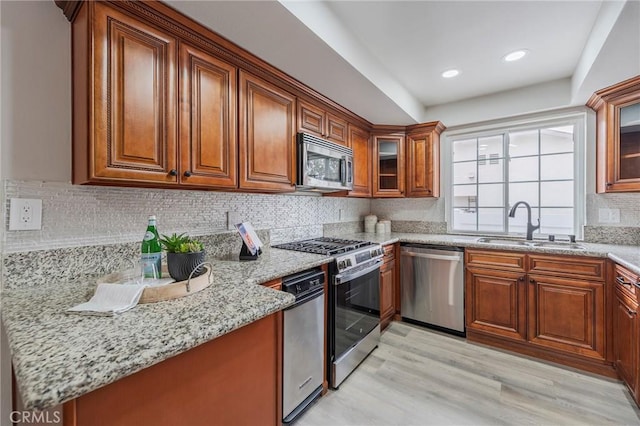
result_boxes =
[160,233,206,282]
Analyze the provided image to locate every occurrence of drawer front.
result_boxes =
[528,255,605,281]
[465,249,526,272]
[615,264,640,300]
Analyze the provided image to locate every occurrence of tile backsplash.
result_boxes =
[2,180,371,253]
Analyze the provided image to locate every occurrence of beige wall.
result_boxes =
[1,0,70,182]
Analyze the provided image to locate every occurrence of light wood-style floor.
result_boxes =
[298,322,640,426]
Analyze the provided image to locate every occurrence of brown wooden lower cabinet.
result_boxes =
[465,249,613,378]
[465,266,527,342]
[613,263,640,404]
[380,244,396,331]
[62,313,282,426]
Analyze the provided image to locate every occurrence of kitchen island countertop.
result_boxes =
[1,248,331,411]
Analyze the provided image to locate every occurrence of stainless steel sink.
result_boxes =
[530,241,586,250]
[475,237,586,250]
[476,237,529,246]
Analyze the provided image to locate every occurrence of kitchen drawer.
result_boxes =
[383,244,395,262]
[528,255,605,281]
[261,278,282,291]
[465,249,526,272]
[615,263,640,300]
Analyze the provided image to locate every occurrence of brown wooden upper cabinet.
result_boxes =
[406,122,445,197]
[587,75,640,193]
[73,2,179,185]
[239,71,297,192]
[372,130,405,197]
[348,124,372,197]
[71,2,238,189]
[179,43,237,188]
[298,99,348,146]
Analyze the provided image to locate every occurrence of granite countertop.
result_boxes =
[1,249,331,411]
[343,232,640,275]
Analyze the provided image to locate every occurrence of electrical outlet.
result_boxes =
[9,198,43,231]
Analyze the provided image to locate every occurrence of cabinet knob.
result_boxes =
[168,169,177,176]
[529,278,536,284]
[518,276,525,282]
[426,189,431,194]
[606,182,613,187]
[184,171,192,177]
[628,308,637,316]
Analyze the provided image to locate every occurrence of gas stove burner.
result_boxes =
[273,237,375,256]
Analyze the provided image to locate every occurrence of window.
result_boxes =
[448,114,584,238]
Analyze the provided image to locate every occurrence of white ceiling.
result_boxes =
[166,0,639,126]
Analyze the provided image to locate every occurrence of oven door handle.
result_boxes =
[334,260,382,285]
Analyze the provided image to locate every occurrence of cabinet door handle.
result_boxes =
[518,276,525,282]
[616,276,632,287]
[529,278,536,284]
[168,169,177,176]
[628,308,637,316]
[184,171,192,177]
[606,182,613,187]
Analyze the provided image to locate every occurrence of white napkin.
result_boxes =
[67,283,146,316]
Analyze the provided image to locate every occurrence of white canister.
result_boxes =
[364,214,378,233]
[380,220,391,233]
[375,222,386,233]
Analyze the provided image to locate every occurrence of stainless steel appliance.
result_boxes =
[273,237,383,388]
[297,133,354,192]
[281,268,325,424]
[400,244,465,335]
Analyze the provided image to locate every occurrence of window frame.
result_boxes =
[444,110,586,240]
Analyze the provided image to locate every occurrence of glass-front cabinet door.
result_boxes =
[588,75,640,193]
[373,135,405,197]
[619,102,640,182]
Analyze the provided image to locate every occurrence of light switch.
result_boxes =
[598,208,620,224]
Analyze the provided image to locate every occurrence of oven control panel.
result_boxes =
[335,245,383,273]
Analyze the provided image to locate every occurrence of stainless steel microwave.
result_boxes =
[297,133,354,192]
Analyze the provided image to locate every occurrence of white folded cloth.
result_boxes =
[67,283,147,316]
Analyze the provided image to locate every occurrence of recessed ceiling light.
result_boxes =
[503,50,528,62]
[442,69,460,78]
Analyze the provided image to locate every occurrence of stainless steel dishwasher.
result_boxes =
[400,244,465,335]
[282,268,325,424]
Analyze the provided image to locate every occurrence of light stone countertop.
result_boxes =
[345,232,640,276]
[1,249,332,411]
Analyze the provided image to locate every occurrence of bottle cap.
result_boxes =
[149,215,156,220]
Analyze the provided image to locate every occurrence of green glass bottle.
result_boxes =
[141,215,162,278]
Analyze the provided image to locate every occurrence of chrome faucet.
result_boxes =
[508,201,540,240]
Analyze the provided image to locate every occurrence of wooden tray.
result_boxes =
[97,263,213,304]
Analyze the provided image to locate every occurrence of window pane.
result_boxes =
[478,158,503,183]
[541,153,573,180]
[509,130,538,157]
[508,206,540,235]
[540,208,574,235]
[478,208,504,232]
[541,126,574,154]
[509,182,539,207]
[453,208,476,231]
[478,135,503,158]
[453,185,477,209]
[478,184,503,207]
[453,138,477,162]
[541,181,573,206]
[453,161,476,185]
[509,157,538,182]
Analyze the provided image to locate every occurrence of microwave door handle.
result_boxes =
[347,157,353,185]
[341,156,347,186]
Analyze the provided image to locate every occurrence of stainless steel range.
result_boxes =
[273,237,384,388]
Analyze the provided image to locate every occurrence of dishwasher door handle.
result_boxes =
[400,251,461,262]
